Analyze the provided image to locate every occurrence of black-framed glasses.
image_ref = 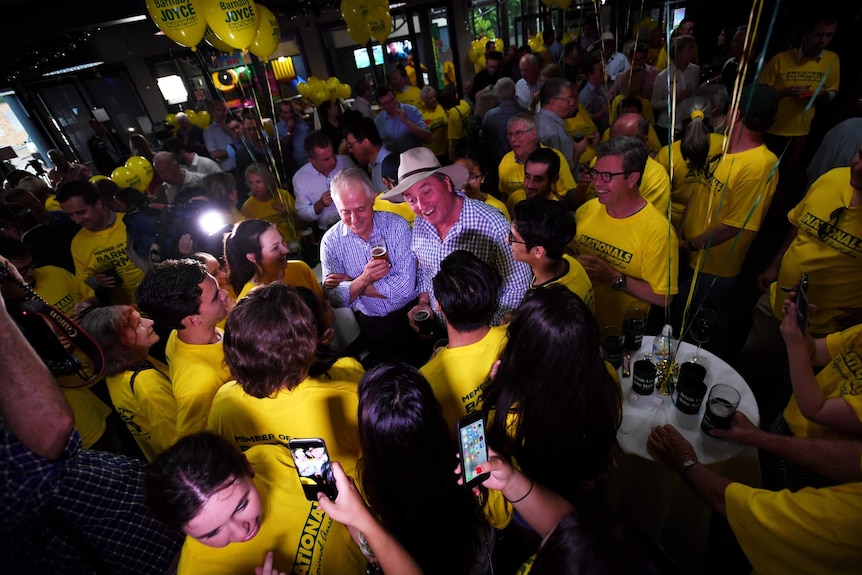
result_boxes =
[818,206,846,240]
[466,172,483,183]
[346,138,358,150]
[585,167,631,183]
[507,230,526,245]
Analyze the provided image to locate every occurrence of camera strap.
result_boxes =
[1,264,105,388]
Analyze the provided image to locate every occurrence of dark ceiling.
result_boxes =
[0,0,343,84]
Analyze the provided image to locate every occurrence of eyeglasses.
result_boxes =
[507,230,527,245]
[818,206,846,240]
[585,167,631,183]
[506,129,533,139]
[346,139,358,150]
[467,172,483,183]
[553,95,576,103]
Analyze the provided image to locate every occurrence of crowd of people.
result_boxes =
[1,8,861,575]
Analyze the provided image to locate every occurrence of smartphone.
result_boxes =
[457,412,491,489]
[287,438,338,502]
[796,273,809,333]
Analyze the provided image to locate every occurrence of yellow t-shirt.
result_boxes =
[207,356,363,475]
[165,329,233,438]
[498,145,577,200]
[177,443,366,575]
[581,155,671,217]
[533,254,595,312]
[783,323,862,440]
[70,214,145,305]
[769,167,862,335]
[564,105,598,164]
[420,104,449,157]
[725,480,862,575]
[33,266,94,314]
[61,387,111,449]
[240,192,300,243]
[106,363,178,462]
[395,85,422,108]
[760,49,840,137]
[420,325,508,432]
[374,194,417,224]
[681,144,778,277]
[484,194,510,221]
[237,260,322,301]
[32,265,106,448]
[572,199,679,329]
[45,194,62,211]
[656,133,726,228]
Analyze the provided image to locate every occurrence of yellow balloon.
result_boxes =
[341,0,369,26]
[112,166,145,192]
[368,7,391,44]
[196,110,212,127]
[346,19,370,45]
[494,38,503,52]
[556,0,572,9]
[325,77,341,93]
[249,5,281,60]
[125,156,154,190]
[89,175,110,184]
[146,0,207,49]
[201,0,259,51]
[204,26,235,52]
[183,109,198,121]
[338,83,352,99]
[165,113,178,127]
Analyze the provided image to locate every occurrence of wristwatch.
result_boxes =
[612,274,627,291]
[681,458,699,474]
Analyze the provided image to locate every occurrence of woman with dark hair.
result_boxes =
[484,285,622,507]
[223,218,321,301]
[81,305,177,462]
[144,431,366,575]
[200,170,243,223]
[356,363,494,574]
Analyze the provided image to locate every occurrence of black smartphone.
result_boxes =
[457,412,491,488]
[796,273,809,333]
[287,438,338,502]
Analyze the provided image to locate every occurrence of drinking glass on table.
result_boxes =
[623,304,647,352]
[687,307,715,364]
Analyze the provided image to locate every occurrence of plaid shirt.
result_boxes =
[1,423,184,573]
[412,194,531,324]
[321,211,418,316]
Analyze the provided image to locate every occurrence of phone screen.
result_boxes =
[458,413,490,488]
[287,438,338,501]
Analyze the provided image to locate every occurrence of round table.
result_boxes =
[602,335,762,573]
[616,335,761,464]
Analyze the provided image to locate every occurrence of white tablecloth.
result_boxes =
[603,335,762,573]
[616,335,761,464]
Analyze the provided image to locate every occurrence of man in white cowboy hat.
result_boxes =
[382,147,531,328]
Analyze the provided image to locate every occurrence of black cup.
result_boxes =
[601,327,623,368]
[632,359,657,395]
[675,362,707,414]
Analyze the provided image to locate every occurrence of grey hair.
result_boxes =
[331,167,377,202]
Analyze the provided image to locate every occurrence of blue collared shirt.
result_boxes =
[374,103,430,155]
[321,210,417,316]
